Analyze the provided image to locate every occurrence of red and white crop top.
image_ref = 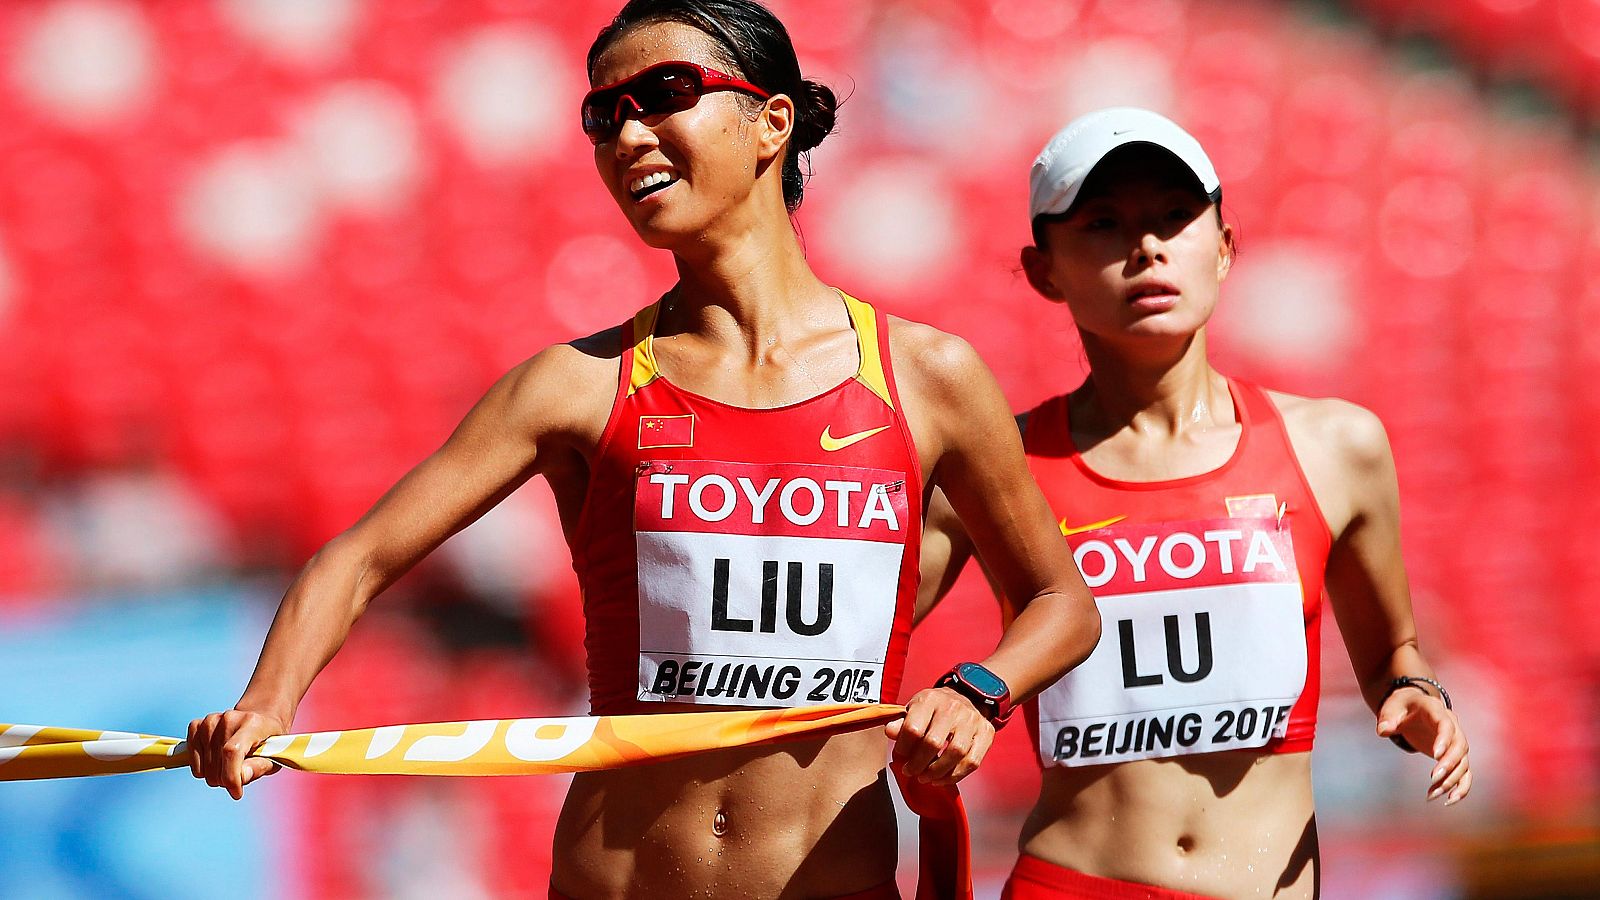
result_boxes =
[570,293,923,715]
[1021,378,1332,766]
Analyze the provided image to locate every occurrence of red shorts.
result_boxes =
[549,880,899,899]
[1001,854,1221,900]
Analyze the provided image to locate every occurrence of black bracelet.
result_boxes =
[1384,676,1452,709]
[1382,676,1453,753]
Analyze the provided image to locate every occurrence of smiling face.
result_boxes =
[587,21,793,250]
[1022,145,1233,346]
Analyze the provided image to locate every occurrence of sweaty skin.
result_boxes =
[916,145,1470,899]
[189,19,1099,900]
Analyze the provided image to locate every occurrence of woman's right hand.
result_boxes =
[187,709,287,800]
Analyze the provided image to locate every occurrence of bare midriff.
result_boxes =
[551,725,897,899]
[1020,750,1318,899]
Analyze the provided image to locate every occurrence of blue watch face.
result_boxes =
[957,663,1007,699]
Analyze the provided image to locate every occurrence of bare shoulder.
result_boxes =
[1264,388,1393,476]
[509,324,619,389]
[495,324,625,437]
[884,315,989,389]
[567,323,627,362]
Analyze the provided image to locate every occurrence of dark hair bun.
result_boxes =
[792,79,837,153]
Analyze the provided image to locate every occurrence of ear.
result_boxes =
[756,93,795,163]
[1021,244,1066,302]
[1216,222,1235,283]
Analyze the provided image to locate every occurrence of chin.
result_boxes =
[1125,323,1202,342]
[1087,314,1207,345]
[1130,303,1214,334]
[627,217,696,250]
[624,204,715,250]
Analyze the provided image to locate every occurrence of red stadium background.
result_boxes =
[0,0,1595,897]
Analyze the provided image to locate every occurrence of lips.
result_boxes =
[1125,281,1180,303]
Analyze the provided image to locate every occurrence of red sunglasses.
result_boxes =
[581,60,771,144]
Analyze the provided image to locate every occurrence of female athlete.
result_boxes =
[918,107,1472,899]
[188,2,1100,898]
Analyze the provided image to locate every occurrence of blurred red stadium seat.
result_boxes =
[0,0,1594,870]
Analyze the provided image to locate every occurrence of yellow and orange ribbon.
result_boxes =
[0,704,970,900]
[0,704,901,780]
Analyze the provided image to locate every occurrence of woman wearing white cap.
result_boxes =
[917,107,1472,899]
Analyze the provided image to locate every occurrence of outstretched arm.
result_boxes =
[890,328,1098,785]
[914,488,975,626]
[914,413,1030,626]
[925,343,1097,705]
[1310,399,1472,806]
[189,340,612,799]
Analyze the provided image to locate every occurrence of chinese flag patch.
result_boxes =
[1225,493,1280,518]
[638,414,695,449]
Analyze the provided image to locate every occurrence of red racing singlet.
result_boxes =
[1022,378,1331,767]
[571,293,922,715]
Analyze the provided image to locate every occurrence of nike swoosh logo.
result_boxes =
[820,424,891,452]
[1059,515,1127,536]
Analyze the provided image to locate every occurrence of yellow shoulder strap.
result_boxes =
[842,293,894,411]
[626,302,662,397]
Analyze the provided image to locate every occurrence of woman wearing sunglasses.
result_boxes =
[187,1,1100,897]
[916,108,1473,899]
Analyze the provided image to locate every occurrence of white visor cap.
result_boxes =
[1028,107,1221,220]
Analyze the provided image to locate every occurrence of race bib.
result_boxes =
[1038,517,1307,766]
[633,460,909,708]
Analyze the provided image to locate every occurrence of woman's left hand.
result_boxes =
[1377,689,1472,805]
[884,686,995,786]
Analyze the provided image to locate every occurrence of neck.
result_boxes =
[1076,329,1228,436]
[663,191,831,359]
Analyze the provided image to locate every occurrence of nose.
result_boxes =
[613,114,657,159]
[1132,230,1168,267]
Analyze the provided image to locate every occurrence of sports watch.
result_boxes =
[935,662,1014,729]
